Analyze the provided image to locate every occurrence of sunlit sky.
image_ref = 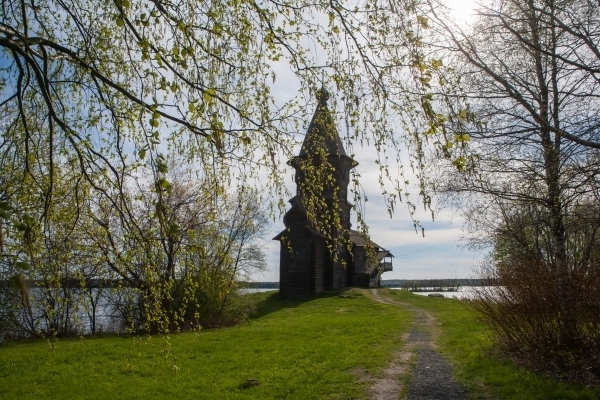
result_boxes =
[259,0,484,282]
[447,0,479,23]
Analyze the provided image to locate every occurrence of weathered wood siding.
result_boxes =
[313,239,326,293]
[353,246,367,273]
[346,250,355,286]
[332,262,346,289]
[355,273,370,288]
[341,202,352,230]
[279,234,311,297]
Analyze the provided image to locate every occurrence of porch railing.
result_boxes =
[369,271,382,287]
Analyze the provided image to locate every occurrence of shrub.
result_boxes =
[471,257,600,383]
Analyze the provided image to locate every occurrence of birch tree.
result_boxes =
[386,0,600,365]
[0,0,434,300]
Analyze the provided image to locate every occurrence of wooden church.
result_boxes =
[273,88,394,298]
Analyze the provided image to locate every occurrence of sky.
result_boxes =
[257,0,484,282]
[447,0,479,23]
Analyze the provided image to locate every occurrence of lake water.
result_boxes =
[243,287,490,299]
[389,286,490,300]
[240,288,278,294]
[243,287,494,300]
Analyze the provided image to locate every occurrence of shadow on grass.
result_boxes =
[250,287,364,320]
[0,289,365,346]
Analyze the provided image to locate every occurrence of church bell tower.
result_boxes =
[274,88,358,297]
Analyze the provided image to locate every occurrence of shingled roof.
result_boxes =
[349,230,382,248]
[299,88,347,157]
[349,230,395,257]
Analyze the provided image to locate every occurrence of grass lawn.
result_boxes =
[0,289,411,399]
[2,288,599,399]
[379,289,600,400]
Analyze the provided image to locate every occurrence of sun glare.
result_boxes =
[446,0,479,25]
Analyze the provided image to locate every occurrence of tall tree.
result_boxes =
[388,0,600,350]
[85,160,268,332]
[0,0,440,279]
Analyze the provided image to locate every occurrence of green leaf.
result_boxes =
[16,261,30,270]
[139,148,147,159]
[454,133,471,142]
[157,162,168,173]
[150,118,159,127]
[0,201,12,211]
[156,178,172,192]
[213,23,223,36]
[116,16,124,27]
[452,156,466,171]
[9,275,21,290]
[203,88,216,103]
[417,15,429,29]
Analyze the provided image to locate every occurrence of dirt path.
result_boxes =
[366,289,467,400]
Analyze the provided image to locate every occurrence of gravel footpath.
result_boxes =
[407,347,467,400]
[369,290,468,400]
